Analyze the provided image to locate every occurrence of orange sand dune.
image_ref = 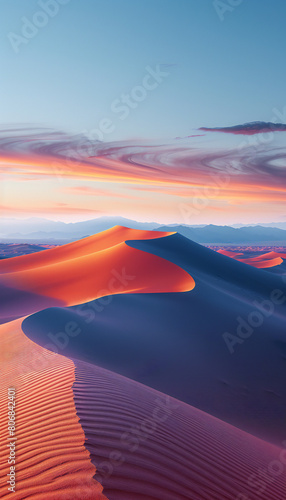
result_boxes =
[242,256,283,268]
[250,250,286,261]
[217,249,243,257]
[217,248,284,269]
[0,227,195,311]
[0,226,173,274]
[0,319,108,500]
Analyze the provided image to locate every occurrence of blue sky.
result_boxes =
[1,0,286,141]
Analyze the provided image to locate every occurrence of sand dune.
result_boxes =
[23,233,286,445]
[0,227,194,324]
[217,249,243,258]
[0,320,107,499]
[72,358,286,500]
[243,256,283,268]
[3,228,286,498]
[217,248,284,268]
[0,227,172,274]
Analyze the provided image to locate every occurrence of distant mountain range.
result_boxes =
[0,217,161,243]
[1,217,286,244]
[158,224,286,244]
[232,222,286,230]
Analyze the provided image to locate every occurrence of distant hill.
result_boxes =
[233,222,286,230]
[0,243,56,259]
[0,216,160,242]
[158,224,286,244]
[1,217,286,244]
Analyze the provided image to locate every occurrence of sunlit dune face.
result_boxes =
[217,249,243,258]
[0,319,107,499]
[216,248,286,269]
[0,226,174,273]
[0,227,195,321]
[242,256,283,268]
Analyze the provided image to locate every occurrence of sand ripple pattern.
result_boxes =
[0,320,107,500]
[73,359,286,500]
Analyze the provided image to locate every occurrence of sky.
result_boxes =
[0,0,286,225]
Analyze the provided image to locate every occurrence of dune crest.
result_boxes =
[0,319,108,499]
[0,227,195,324]
[3,228,286,498]
[0,226,174,274]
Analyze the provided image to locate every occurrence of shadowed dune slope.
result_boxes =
[126,233,286,296]
[22,233,286,445]
[0,320,108,500]
[0,227,194,324]
[5,229,286,498]
[72,359,286,500]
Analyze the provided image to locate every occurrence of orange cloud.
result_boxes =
[1,128,286,223]
[62,186,137,199]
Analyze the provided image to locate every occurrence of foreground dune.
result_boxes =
[0,320,107,500]
[2,303,285,499]
[2,228,286,498]
[72,358,286,500]
[23,233,286,446]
